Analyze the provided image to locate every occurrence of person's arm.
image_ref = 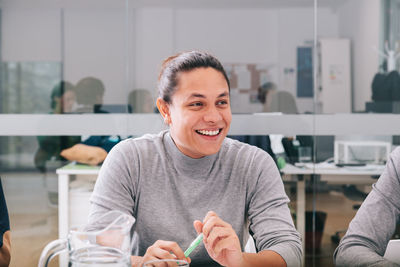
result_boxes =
[88,140,191,267]
[246,151,302,267]
[88,140,137,222]
[194,211,287,267]
[0,179,10,267]
[0,231,11,267]
[130,240,190,267]
[241,250,286,267]
[334,148,400,267]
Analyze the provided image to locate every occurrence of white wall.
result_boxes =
[175,9,279,64]
[4,2,379,114]
[2,8,61,61]
[133,8,175,97]
[63,7,126,104]
[1,7,127,104]
[134,6,338,113]
[337,0,381,112]
[278,7,339,113]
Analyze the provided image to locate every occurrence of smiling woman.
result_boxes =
[87,51,302,267]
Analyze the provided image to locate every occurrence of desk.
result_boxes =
[56,163,100,267]
[281,163,384,256]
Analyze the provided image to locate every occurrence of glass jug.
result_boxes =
[38,210,135,267]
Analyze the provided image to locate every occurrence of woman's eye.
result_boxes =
[217,100,228,105]
[189,102,203,107]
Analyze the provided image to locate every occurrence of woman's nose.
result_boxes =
[203,107,222,123]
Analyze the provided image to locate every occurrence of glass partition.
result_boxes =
[1,0,399,266]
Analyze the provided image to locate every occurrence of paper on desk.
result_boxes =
[342,164,385,171]
[295,162,336,169]
[62,162,101,170]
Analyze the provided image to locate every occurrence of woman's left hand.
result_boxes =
[194,211,244,267]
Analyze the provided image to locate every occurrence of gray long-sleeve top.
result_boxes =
[334,147,400,267]
[88,131,302,266]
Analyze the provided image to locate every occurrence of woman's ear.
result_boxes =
[156,98,171,124]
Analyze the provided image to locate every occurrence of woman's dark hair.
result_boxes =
[257,82,276,104]
[157,51,230,103]
[50,81,75,109]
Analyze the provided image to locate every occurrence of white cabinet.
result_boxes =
[319,38,352,113]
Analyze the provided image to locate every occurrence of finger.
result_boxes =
[146,245,176,260]
[203,211,230,229]
[213,235,241,256]
[193,220,203,234]
[203,211,218,223]
[206,226,232,250]
[202,216,229,242]
[153,240,186,260]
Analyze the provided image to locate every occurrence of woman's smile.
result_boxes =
[195,128,222,137]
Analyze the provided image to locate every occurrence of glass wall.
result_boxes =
[1,0,399,266]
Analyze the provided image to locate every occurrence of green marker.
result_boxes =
[184,233,203,257]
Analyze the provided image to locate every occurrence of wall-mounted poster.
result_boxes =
[224,63,274,113]
[297,47,313,97]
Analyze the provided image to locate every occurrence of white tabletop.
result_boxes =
[56,162,100,175]
[281,162,385,176]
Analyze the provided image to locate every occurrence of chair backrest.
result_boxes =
[268,90,298,114]
[384,239,400,263]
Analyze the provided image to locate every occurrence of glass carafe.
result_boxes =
[38,210,135,267]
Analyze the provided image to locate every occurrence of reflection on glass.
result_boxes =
[305,134,394,266]
[365,0,400,114]
[1,62,61,114]
[128,89,155,113]
[75,77,106,113]
[258,82,298,114]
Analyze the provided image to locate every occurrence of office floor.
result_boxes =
[2,173,359,267]
[303,190,360,267]
[2,173,59,267]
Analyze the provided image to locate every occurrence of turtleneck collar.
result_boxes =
[163,131,219,177]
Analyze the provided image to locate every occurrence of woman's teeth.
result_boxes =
[196,129,220,136]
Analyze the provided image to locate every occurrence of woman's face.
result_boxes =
[159,67,232,158]
[62,90,76,113]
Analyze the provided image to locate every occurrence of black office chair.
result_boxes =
[229,135,277,163]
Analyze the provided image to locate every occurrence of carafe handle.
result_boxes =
[38,239,68,267]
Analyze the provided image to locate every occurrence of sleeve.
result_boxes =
[334,147,400,267]
[88,140,138,224]
[82,136,120,153]
[247,150,302,267]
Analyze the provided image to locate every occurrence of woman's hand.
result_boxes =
[131,240,190,267]
[194,211,244,267]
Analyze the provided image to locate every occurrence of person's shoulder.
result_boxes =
[223,137,254,151]
[389,146,400,167]
[107,132,165,162]
[115,131,166,151]
[391,146,400,158]
[222,137,273,162]
[132,131,165,145]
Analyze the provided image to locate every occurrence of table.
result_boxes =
[56,162,100,267]
[281,162,384,257]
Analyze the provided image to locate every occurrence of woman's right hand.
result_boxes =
[131,240,190,266]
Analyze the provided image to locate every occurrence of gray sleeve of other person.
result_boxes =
[334,147,400,267]
[245,147,302,267]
